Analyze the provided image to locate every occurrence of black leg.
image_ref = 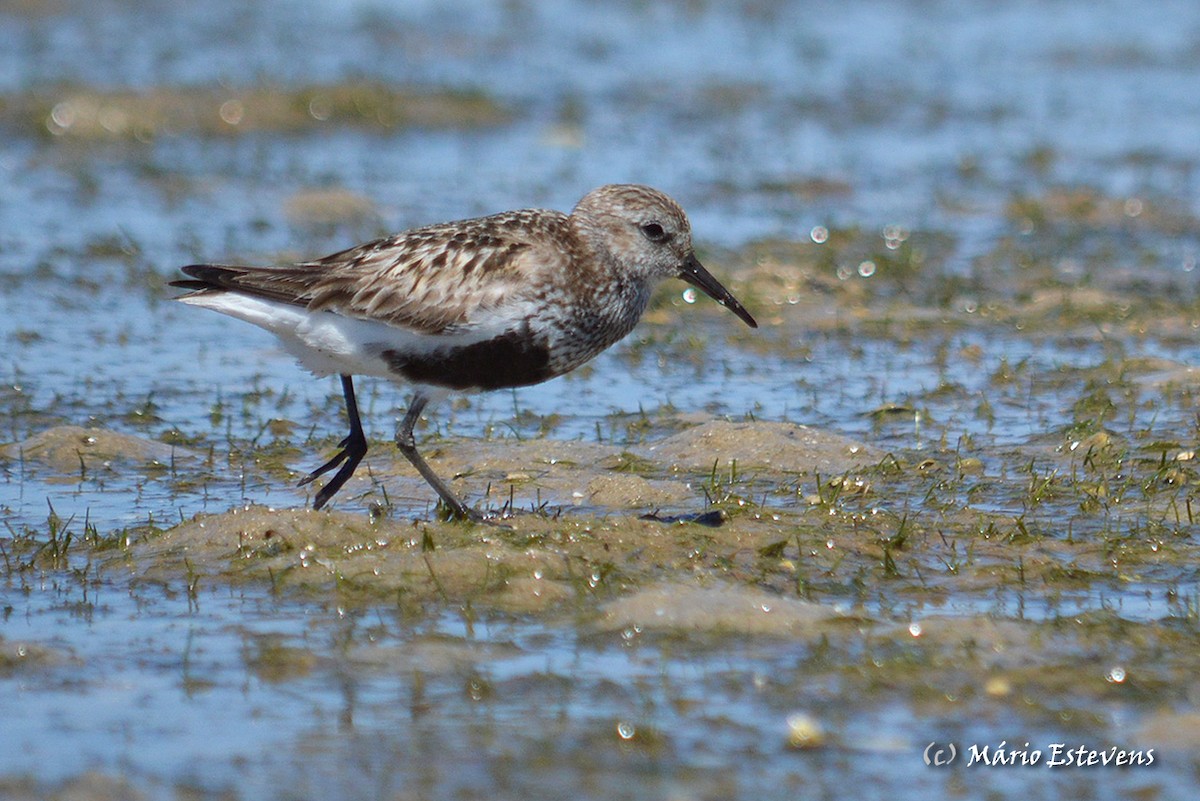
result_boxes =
[299,374,369,510]
[395,394,480,522]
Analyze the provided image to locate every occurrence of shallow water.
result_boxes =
[3,0,1200,799]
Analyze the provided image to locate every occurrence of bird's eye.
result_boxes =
[639,222,669,242]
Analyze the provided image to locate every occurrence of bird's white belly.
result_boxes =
[179,291,535,384]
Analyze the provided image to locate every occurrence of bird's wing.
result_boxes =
[173,209,571,335]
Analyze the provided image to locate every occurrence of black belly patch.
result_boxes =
[383,330,554,391]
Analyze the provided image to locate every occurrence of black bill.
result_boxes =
[679,253,758,329]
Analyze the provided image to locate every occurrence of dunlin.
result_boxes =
[171,184,757,520]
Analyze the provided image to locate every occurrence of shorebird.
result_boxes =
[171,184,757,520]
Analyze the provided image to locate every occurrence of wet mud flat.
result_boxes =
[4,0,1200,797]
[6,217,1200,798]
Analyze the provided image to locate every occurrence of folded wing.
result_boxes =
[172,209,570,335]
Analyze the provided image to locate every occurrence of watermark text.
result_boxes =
[924,740,1155,768]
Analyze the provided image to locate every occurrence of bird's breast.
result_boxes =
[544,277,651,374]
[380,277,650,392]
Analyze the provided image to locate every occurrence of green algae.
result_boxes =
[9,190,1200,618]
[1,82,511,142]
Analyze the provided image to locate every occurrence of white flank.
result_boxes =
[178,292,537,383]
